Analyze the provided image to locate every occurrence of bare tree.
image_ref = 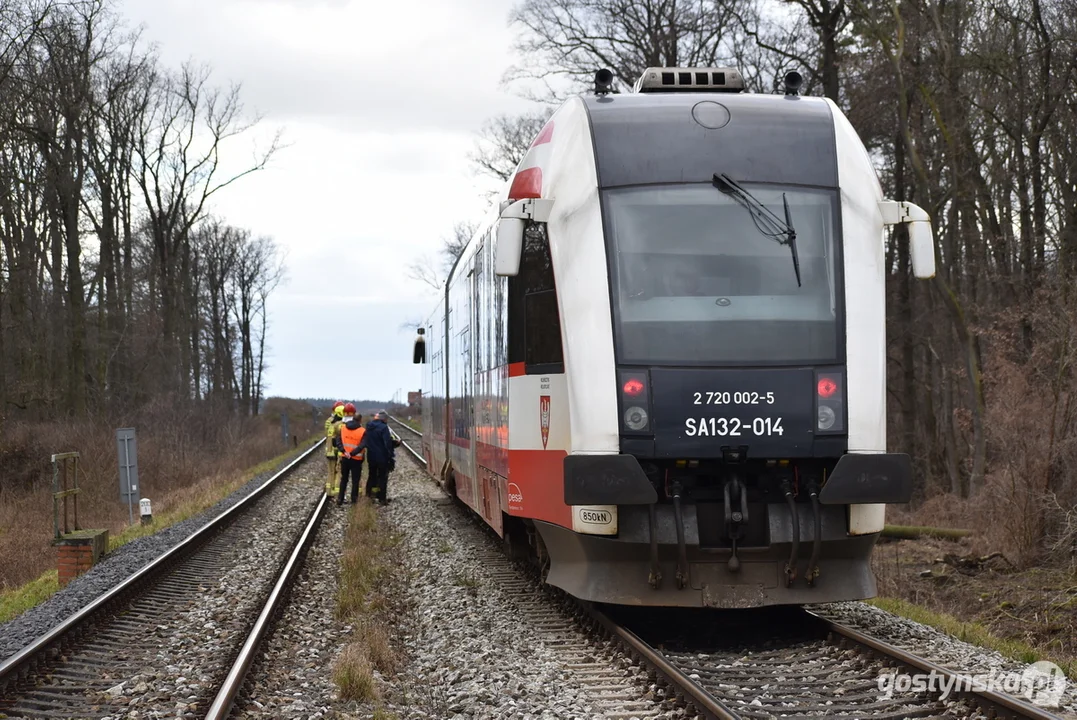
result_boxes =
[83,39,153,401]
[195,218,240,405]
[507,0,750,96]
[0,0,51,89]
[408,220,479,290]
[0,0,289,421]
[470,109,554,183]
[134,61,282,396]
[229,234,283,416]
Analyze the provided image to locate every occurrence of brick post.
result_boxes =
[55,529,109,586]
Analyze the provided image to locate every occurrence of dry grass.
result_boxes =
[0,403,322,608]
[887,480,1055,568]
[334,643,378,702]
[0,437,318,624]
[872,532,1077,680]
[354,617,396,675]
[333,499,401,704]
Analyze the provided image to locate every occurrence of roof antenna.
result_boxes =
[783,71,803,97]
[594,68,614,95]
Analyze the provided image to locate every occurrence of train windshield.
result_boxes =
[604,183,842,365]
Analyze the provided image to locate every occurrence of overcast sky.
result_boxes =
[117,0,535,403]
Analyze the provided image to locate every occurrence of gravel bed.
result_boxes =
[809,601,1077,716]
[93,460,324,718]
[235,494,351,719]
[369,460,668,720]
[0,443,321,665]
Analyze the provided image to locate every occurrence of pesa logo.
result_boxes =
[507,482,524,509]
[580,509,611,525]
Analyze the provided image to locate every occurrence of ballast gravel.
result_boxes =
[366,460,669,720]
[0,457,325,720]
[235,492,350,719]
[0,444,319,664]
[115,466,324,717]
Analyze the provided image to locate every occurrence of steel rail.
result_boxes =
[0,438,325,693]
[205,491,330,719]
[810,612,1065,720]
[592,604,1064,720]
[386,416,421,437]
[386,415,426,467]
[588,606,740,720]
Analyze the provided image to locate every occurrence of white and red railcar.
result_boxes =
[414,68,936,607]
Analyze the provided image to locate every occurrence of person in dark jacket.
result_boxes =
[332,405,365,506]
[359,411,396,505]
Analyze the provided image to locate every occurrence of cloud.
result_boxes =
[115,0,531,401]
[123,0,535,131]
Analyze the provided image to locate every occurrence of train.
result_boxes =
[412,67,936,608]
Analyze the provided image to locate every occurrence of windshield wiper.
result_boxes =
[712,173,802,287]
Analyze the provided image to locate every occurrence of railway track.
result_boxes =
[602,605,1068,719]
[388,415,424,466]
[0,441,329,720]
[385,417,1067,720]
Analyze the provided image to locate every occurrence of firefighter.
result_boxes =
[359,410,395,505]
[333,403,366,506]
[324,401,345,497]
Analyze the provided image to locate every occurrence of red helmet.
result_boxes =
[343,402,356,415]
[333,401,344,409]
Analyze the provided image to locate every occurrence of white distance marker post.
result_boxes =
[139,498,152,526]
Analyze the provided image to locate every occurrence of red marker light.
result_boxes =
[623,378,645,396]
[817,377,839,398]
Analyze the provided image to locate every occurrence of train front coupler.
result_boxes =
[721,456,749,575]
[722,476,748,573]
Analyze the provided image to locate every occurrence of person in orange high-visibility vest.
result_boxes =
[333,404,366,506]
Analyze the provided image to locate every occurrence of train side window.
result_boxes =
[508,223,564,372]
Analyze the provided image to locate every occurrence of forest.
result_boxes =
[0,0,282,424]
[0,0,290,588]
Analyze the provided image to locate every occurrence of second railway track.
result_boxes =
[386,416,1067,720]
[0,441,329,720]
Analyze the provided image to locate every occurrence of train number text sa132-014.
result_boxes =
[684,417,785,437]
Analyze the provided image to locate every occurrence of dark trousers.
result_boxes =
[366,462,389,502]
[337,458,363,504]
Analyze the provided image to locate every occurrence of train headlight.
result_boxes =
[624,406,649,431]
[618,369,653,435]
[814,369,845,434]
[817,404,836,431]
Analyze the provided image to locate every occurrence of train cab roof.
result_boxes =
[582,67,839,189]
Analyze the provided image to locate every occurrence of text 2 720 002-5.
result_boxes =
[693,391,775,406]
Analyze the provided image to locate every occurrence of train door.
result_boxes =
[464,265,478,495]
[472,245,504,535]
[505,221,571,527]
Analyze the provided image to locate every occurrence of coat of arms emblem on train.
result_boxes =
[539,396,551,449]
